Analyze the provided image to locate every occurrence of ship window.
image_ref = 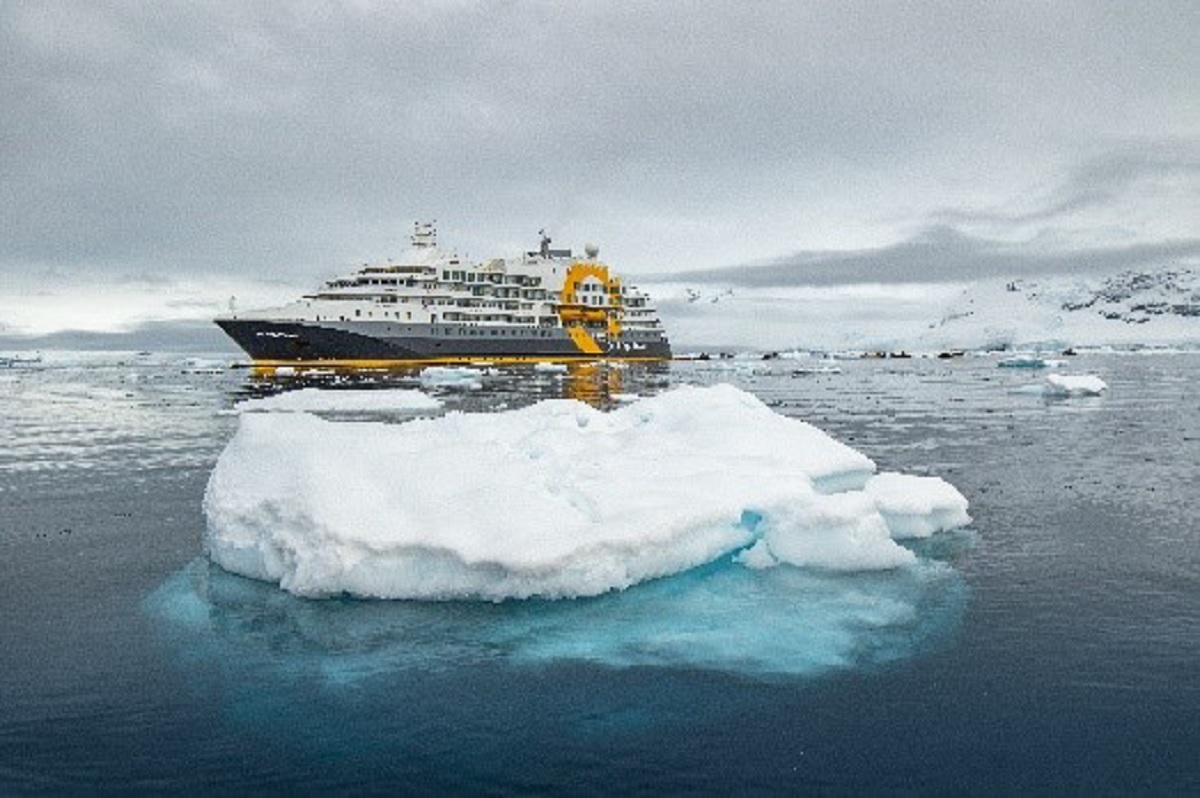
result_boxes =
[355,309,361,317]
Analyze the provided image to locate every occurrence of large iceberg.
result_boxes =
[204,384,970,600]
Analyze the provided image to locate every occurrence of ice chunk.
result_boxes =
[204,384,969,600]
[791,363,843,376]
[1012,373,1109,398]
[749,492,916,571]
[419,366,483,390]
[235,388,442,414]
[533,361,569,373]
[864,472,972,539]
[997,355,1064,368]
[179,357,228,374]
[1044,373,1107,396]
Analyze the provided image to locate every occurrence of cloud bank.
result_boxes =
[2,0,1196,293]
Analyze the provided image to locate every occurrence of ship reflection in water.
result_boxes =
[238,360,673,411]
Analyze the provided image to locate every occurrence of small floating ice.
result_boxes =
[235,388,442,414]
[791,362,843,376]
[998,355,1064,369]
[1045,373,1107,396]
[179,357,227,374]
[418,366,483,390]
[204,384,971,601]
[533,362,569,374]
[1014,373,1108,397]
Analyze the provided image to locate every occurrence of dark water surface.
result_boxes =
[1,352,1197,793]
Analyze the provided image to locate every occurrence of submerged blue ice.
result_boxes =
[146,540,969,682]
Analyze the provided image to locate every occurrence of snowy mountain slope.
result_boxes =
[647,268,1200,351]
[921,269,1200,351]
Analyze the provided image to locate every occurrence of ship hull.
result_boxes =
[216,319,671,364]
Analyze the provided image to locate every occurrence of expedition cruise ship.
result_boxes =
[216,223,671,365]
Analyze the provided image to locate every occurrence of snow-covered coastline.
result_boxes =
[649,268,1200,353]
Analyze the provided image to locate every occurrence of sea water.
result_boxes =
[1,352,1197,792]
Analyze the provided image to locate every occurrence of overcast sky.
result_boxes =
[2,1,1197,294]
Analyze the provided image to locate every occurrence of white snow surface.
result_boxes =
[236,388,443,414]
[204,384,971,600]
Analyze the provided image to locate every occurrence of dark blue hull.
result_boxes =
[215,318,672,363]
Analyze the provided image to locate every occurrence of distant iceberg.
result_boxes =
[204,384,971,600]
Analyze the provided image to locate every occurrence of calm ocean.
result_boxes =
[1,352,1197,793]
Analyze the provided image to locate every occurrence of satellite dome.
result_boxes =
[585,243,600,259]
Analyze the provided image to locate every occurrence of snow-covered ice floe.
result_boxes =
[791,362,843,376]
[234,388,443,414]
[1015,373,1108,397]
[418,365,483,390]
[1045,373,1107,396]
[204,384,971,600]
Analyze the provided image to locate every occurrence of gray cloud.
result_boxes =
[1,1,1197,285]
[646,227,1200,287]
[930,144,1200,228]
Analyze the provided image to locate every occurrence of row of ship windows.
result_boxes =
[365,309,556,323]
[439,271,542,287]
[322,308,638,324]
[316,311,560,329]
[316,289,551,302]
[314,290,648,308]
[311,313,658,339]
[440,328,559,338]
